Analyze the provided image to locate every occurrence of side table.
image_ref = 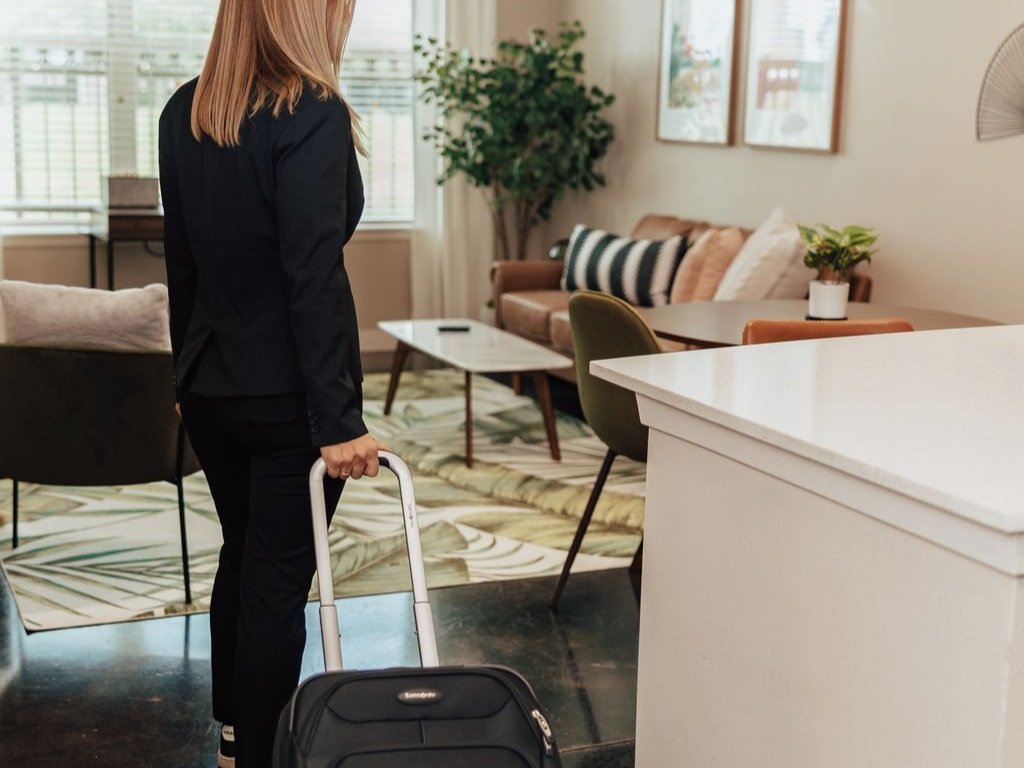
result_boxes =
[83,208,165,290]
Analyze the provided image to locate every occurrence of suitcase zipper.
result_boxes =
[481,668,557,758]
[530,709,554,756]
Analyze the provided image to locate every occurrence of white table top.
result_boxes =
[593,325,1024,533]
[378,319,573,373]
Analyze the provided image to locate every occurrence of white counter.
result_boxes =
[593,325,1024,767]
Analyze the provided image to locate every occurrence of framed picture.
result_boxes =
[657,0,741,145]
[743,0,848,153]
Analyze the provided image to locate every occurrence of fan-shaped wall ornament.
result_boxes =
[977,22,1024,141]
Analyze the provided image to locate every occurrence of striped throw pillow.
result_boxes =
[560,225,688,307]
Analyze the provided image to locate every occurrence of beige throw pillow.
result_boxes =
[713,208,812,301]
[0,280,171,352]
[669,227,745,303]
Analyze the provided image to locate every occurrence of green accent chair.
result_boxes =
[550,291,660,608]
[0,345,201,603]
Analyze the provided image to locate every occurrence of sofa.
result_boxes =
[492,213,872,380]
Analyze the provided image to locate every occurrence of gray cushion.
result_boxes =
[0,280,171,352]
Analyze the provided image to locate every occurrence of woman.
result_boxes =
[158,1,382,765]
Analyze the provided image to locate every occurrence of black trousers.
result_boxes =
[181,392,344,768]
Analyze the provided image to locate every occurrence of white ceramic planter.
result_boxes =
[808,280,850,320]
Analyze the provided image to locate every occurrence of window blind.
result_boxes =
[0,0,109,220]
[0,0,414,225]
[346,0,415,223]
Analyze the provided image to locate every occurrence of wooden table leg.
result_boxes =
[512,372,523,396]
[106,238,115,291]
[532,370,561,461]
[383,341,411,416]
[465,370,473,468]
[88,234,97,289]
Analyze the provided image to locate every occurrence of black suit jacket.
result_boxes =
[159,79,366,446]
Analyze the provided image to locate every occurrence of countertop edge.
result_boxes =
[592,357,1022,536]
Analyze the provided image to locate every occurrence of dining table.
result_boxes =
[638,299,1000,348]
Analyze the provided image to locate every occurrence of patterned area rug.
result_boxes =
[0,370,644,632]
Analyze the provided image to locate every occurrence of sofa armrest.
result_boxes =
[491,260,565,327]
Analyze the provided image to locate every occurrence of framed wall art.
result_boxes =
[743,0,848,153]
[657,0,741,145]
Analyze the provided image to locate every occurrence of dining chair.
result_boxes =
[742,317,914,346]
[0,345,201,603]
[550,291,659,609]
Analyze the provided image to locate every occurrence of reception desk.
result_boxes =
[593,325,1024,768]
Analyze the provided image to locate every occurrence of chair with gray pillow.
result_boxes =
[0,345,200,603]
[550,290,659,609]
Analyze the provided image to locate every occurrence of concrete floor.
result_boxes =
[0,568,639,767]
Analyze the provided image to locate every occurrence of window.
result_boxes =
[0,0,414,226]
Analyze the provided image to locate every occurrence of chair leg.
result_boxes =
[11,479,19,549]
[177,477,192,604]
[550,449,617,610]
[629,537,643,574]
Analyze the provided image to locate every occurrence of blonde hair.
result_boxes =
[191,0,365,153]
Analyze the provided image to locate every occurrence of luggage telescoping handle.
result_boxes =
[309,451,441,672]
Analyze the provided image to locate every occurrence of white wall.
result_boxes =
[497,0,561,40]
[543,0,1024,322]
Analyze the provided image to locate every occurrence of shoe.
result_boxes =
[217,724,235,768]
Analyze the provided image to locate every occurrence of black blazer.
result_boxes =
[159,79,366,446]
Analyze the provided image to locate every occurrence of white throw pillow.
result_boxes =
[713,208,812,301]
[0,280,171,352]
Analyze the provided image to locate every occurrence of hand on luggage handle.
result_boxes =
[309,451,440,672]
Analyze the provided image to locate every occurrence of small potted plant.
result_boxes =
[798,224,878,319]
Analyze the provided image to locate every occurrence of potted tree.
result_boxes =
[798,224,879,319]
[414,22,616,262]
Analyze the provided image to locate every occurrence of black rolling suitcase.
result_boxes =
[273,451,561,768]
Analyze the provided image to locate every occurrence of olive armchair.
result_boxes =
[0,345,201,603]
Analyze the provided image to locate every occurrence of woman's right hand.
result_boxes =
[320,433,386,480]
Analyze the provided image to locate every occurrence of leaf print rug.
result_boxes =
[0,370,644,632]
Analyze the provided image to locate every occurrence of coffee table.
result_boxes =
[378,319,574,468]
[639,300,999,348]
